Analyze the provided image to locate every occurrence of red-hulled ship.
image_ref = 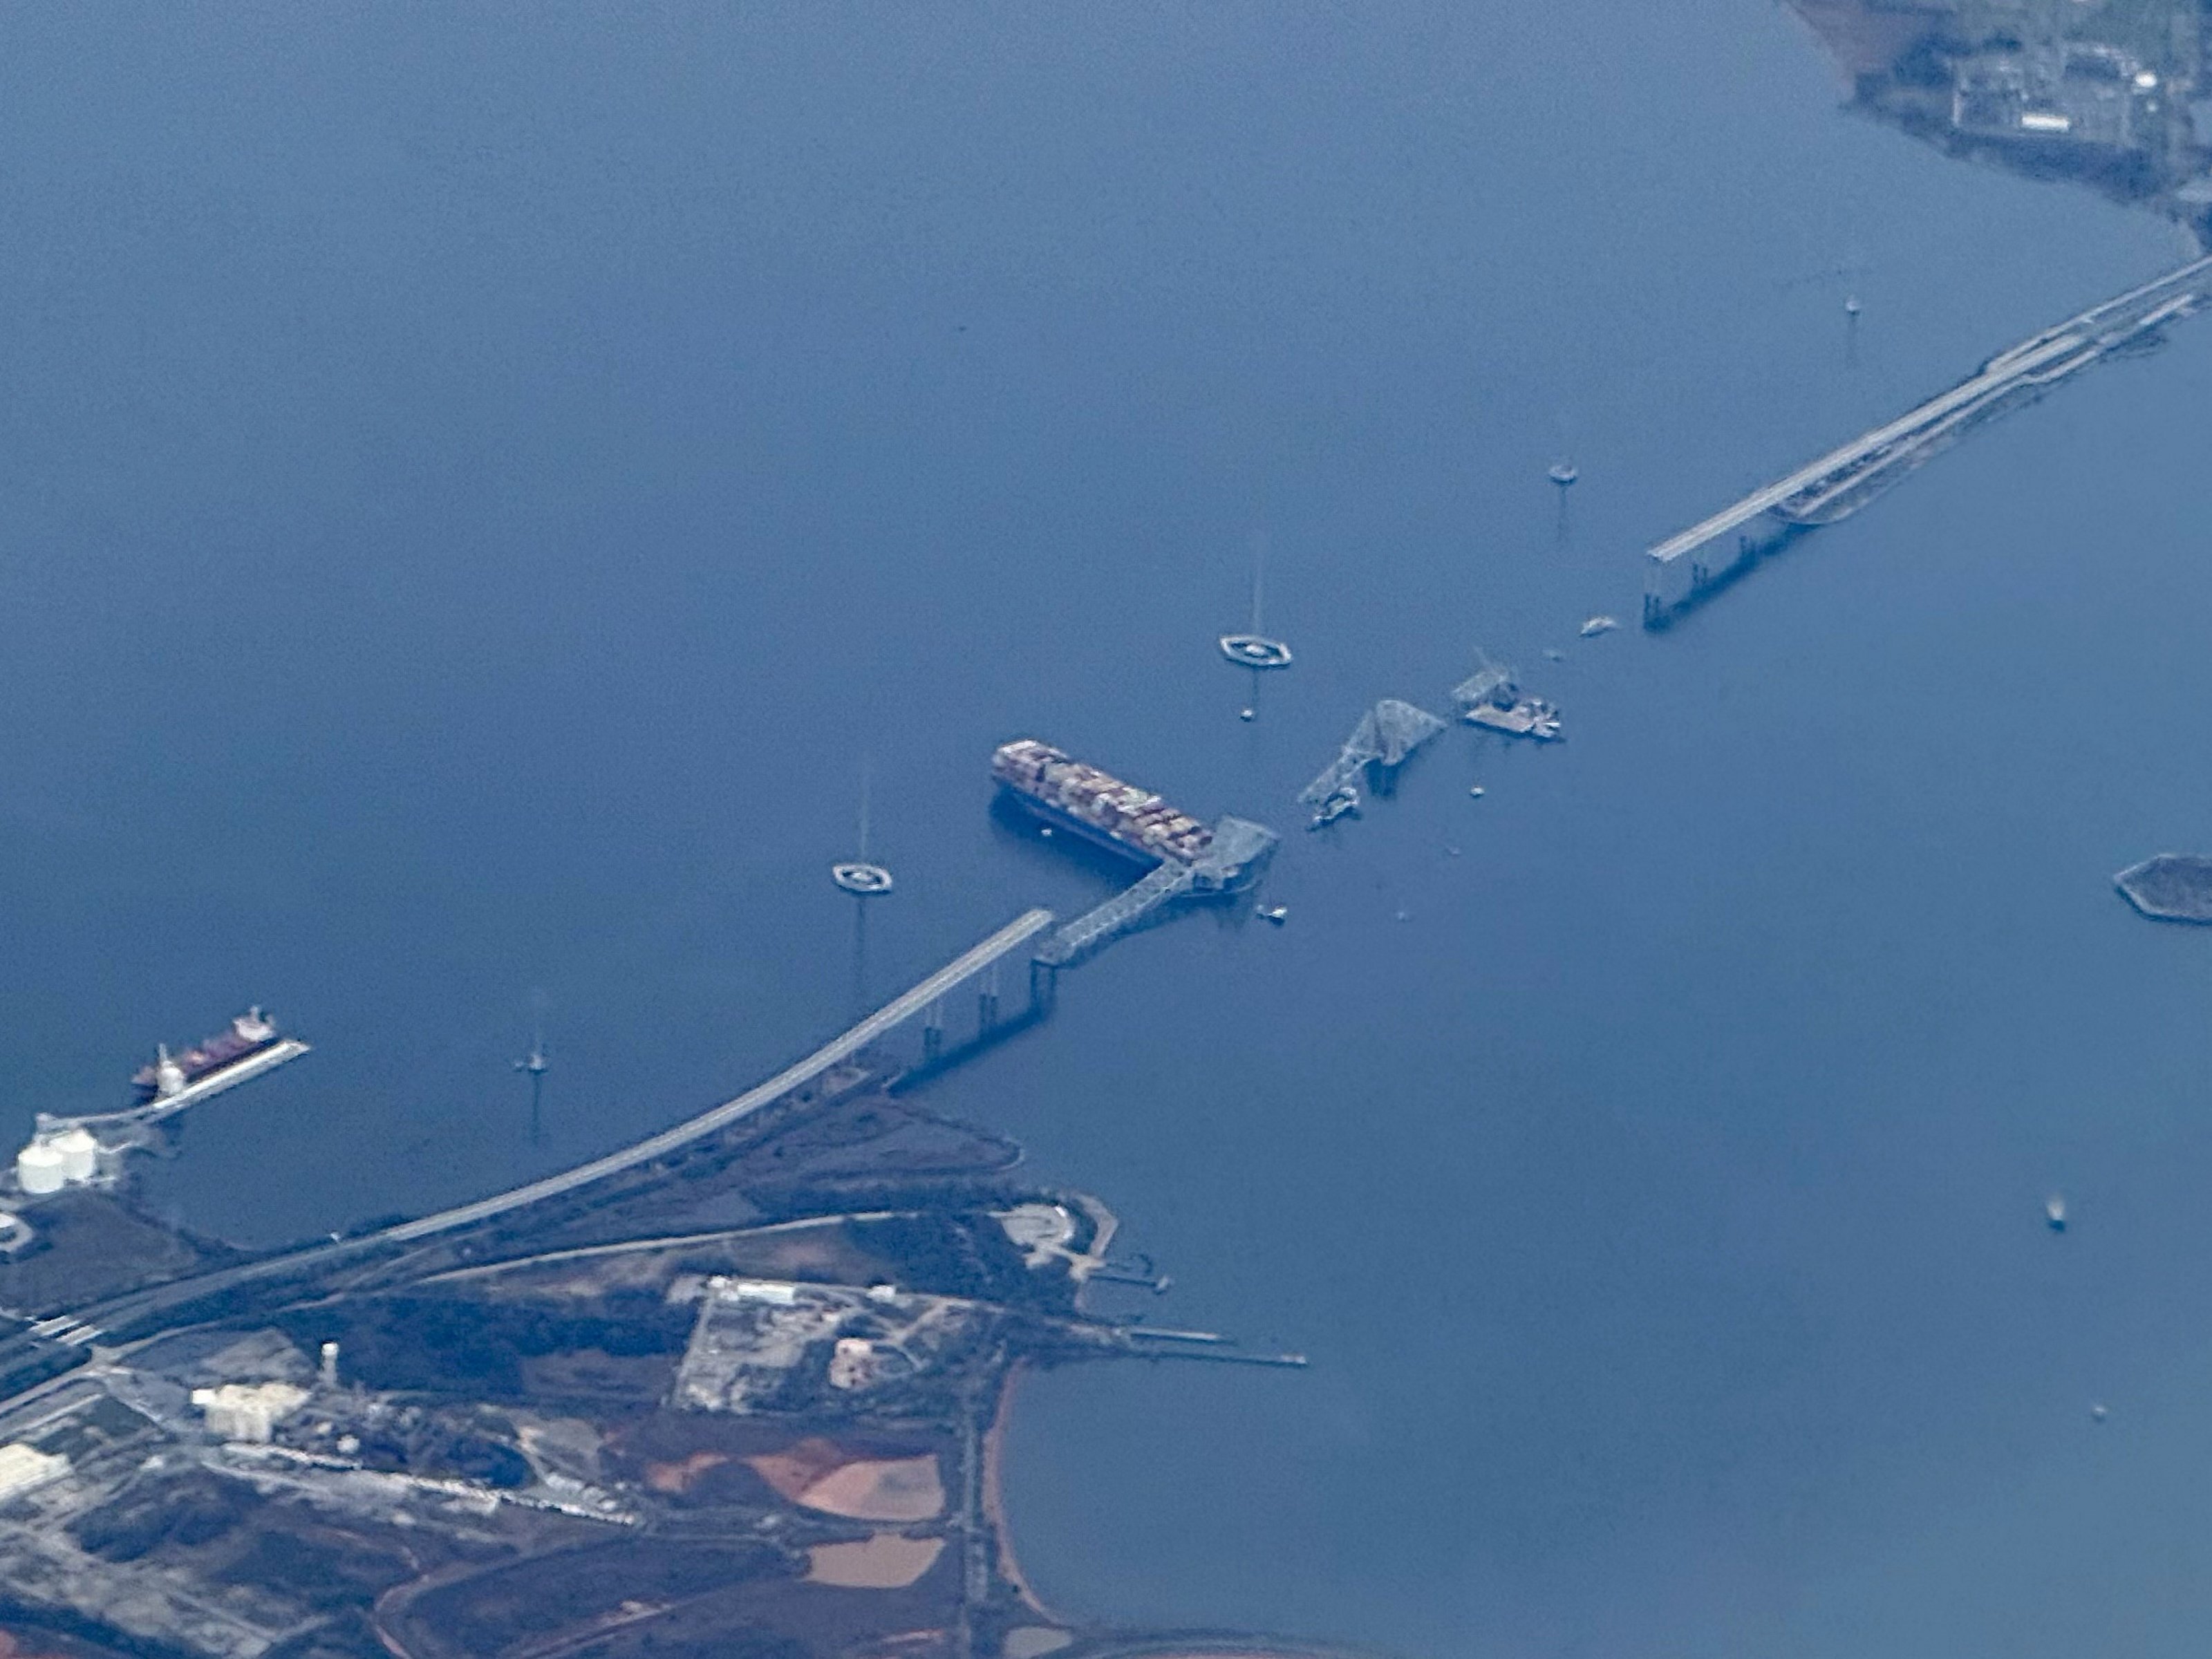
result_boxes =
[132,1008,281,1103]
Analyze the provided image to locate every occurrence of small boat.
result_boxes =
[1542,646,1566,662]
[2090,1403,2108,1423]
[1548,460,1578,488]
[2045,1194,2067,1232]
[1580,615,1618,638]
[1256,905,1288,924]
[1468,785,1485,798]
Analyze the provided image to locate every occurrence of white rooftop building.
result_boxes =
[0,1443,68,1503]
[191,1382,310,1444]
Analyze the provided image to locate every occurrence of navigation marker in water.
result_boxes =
[832,761,894,896]
[513,992,550,1144]
[1219,533,1293,675]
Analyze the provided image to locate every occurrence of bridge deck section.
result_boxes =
[1035,862,1195,967]
[12,917,1062,1362]
[384,906,1056,1241]
[1645,252,2212,581]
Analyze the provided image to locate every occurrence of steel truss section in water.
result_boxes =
[1300,698,1448,806]
[1034,860,1199,967]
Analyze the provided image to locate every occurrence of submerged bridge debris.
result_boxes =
[1032,814,1281,968]
[1300,698,1448,821]
[1453,653,1562,742]
[1035,860,1192,967]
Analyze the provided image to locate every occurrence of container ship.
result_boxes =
[132,1008,283,1103]
[992,740,1215,868]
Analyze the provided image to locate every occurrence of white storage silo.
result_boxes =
[51,1129,98,1185]
[15,1142,65,1196]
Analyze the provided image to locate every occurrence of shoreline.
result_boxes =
[982,1355,1062,1622]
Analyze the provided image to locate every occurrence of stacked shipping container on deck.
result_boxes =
[991,740,1215,867]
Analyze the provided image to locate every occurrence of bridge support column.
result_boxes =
[1029,959,1057,1015]
[922,998,946,1062]
[978,963,1000,1032]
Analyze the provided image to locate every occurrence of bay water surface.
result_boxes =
[2,5,2211,1655]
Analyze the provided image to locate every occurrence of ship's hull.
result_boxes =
[989,739,1213,868]
[133,1027,283,1103]
[997,786,1169,869]
[129,1040,310,1116]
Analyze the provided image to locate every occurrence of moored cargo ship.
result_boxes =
[132,1008,283,1103]
[991,740,1215,868]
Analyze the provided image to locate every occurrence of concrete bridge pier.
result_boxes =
[883,944,1056,1094]
[1640,250,2212,629]
[1644,510,1794,628]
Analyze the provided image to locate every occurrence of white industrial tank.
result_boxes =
[15,1142,66,1196]
[51,1129,98,1185]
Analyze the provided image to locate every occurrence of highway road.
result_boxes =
[4,907,1056,1362]
[1647,250,2212,572]
[380,906,1053,1241]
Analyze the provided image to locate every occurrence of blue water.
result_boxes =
[4,4,2212,1654]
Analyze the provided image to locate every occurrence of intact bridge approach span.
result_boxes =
[24,908,1056,1354]
[384,906,1058,1241]
[1644,250,2212,626]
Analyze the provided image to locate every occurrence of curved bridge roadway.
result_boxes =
[17,906,1056,1358]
